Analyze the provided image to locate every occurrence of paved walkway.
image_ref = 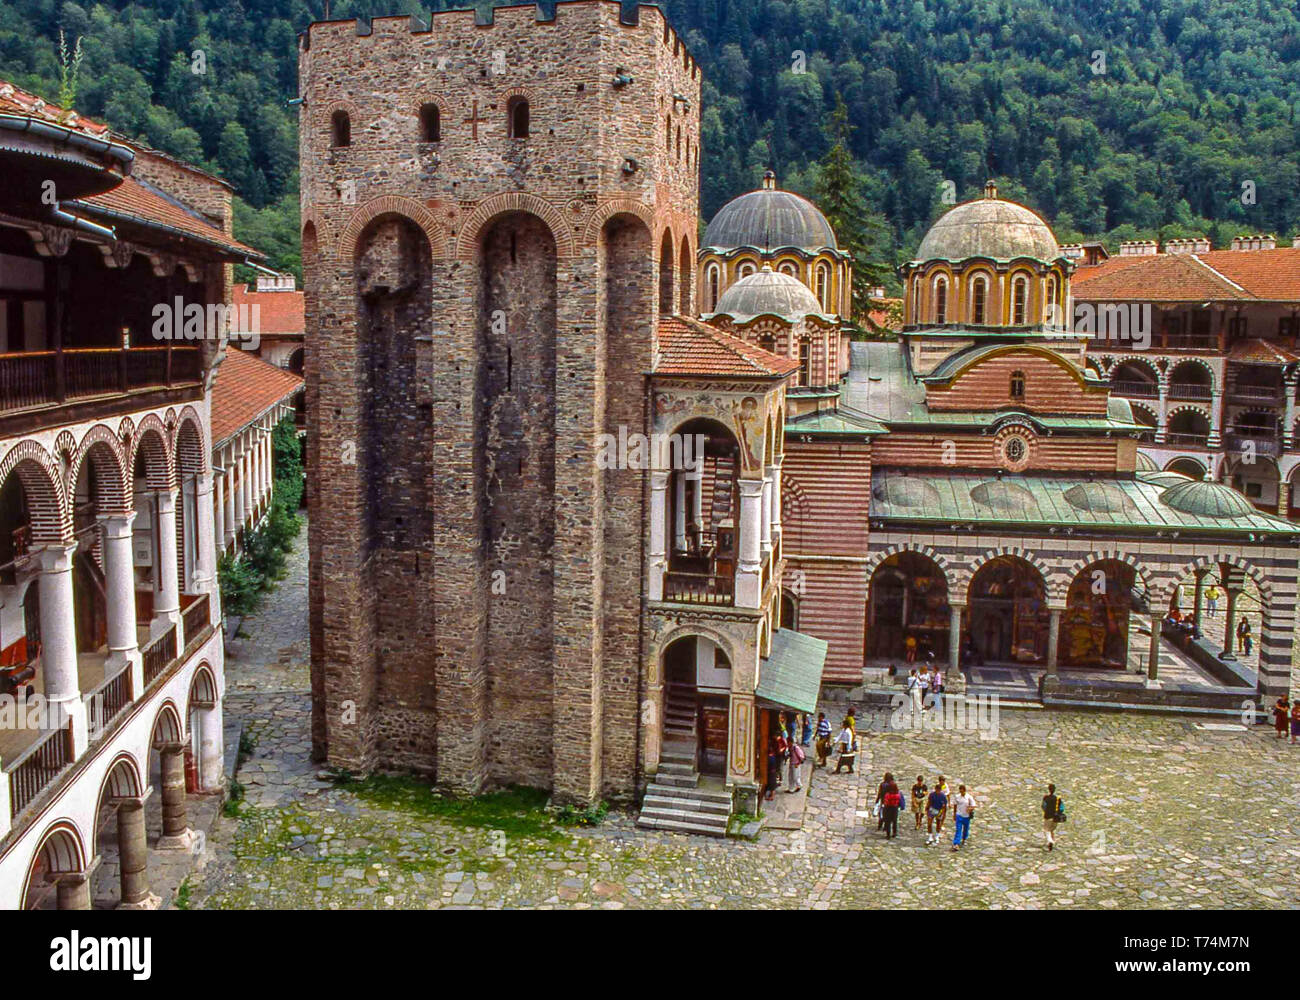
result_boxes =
[184,531,1300,910]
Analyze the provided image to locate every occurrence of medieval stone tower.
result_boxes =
[299,1,700,802]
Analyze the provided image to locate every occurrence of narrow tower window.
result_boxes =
[419,103,441,142]
[934,276,948,325]
[1010,370,1026,401]
[508,97,530,139]
[816,263,831,311]
[706,263,720,311]
[1012,275,1029,325]
[971,275,987,324]
[331,110,351,148]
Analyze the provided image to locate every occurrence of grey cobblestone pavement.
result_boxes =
[188,529,1300,910]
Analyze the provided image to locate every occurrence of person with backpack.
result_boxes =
[880,772,902,839]
[1042,783,1064,850]
[925,783,948,846]
[951,784,977,851]
[911,775,928,831]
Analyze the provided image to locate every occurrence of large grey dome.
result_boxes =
[713,266,824,321]
[916,181,1059,263]
[704,172,838,252]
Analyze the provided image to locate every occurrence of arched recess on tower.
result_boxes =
[476,209,558,786]
[599,211,654,790]
[659,228,675,317]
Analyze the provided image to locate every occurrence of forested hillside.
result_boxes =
[2,0,1299,291]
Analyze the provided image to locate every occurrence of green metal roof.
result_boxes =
[870,470,1298,536]
[756,629,828,715]
[785,408,886,436]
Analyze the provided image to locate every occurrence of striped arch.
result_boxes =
[957,546,1054,606]
[188,662,218,710]
[340,196,450,259]
[69,424,131,516]
[585,198,655,244]
[1167,403,1211,421]
[1055,550,1154,605]
[455,192,573,259]
[129,413,175,492]
[779,472,810,528]
[1167,356,1215,379]
[864,542,956,585]
[173,408,209,476]
[150,699,185,746]
[0,439,70,543]
[20,820,88,908]
[1166,553,1271,604]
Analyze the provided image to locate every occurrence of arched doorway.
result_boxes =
[968,556,1049,665]
[660,634,731,775]
[1062,560,1137,669]
[866,551,950,663]
[91,754,154,908]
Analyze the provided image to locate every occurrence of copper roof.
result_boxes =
[655,316,799,378]
[210,348,303,446]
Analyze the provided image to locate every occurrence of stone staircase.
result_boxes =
[663,684,697,744]
[636,747,732,837]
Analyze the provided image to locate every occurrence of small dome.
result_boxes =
[970,480,1036,512]
[1064,482,1136,514]
[704,172,838,252]
[916,180,1059,263]
[1138,470,1193,490]
[873,477,942,510]
[1159,478,1257,518]
[713,265,824,321]
[1134,451,1159,472]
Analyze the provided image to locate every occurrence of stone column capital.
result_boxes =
[36,543,77,573]
[97,510,137,537]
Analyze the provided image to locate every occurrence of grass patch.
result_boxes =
[174,878,192,910]
[555,800,608,827]
[223,780,246,818]
[336,774,569,841]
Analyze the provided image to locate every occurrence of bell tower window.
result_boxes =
[419,103,441,142]
[331,110,351,148]
[508,97,530,139]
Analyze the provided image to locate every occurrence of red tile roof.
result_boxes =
[210,348,303,445]
[1226,338,1300,365]
[656,315,800,378]
[1073,246,1300,303]
[74,176,257,257]
[1072,252,1249,302]
[0,82,112,141]
[232,284,305,335]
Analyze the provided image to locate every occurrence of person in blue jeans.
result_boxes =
[950,784,977,851]
[800,713,812,747]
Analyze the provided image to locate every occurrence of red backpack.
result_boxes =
[884,789,901,807]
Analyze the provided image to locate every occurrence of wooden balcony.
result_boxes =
[142,625,177,689]
[0,346,203,419]
[181,593,211,653]
[664,571,734,606]
[1225,432,1281,457]
[1228,386,1282,406]
[1110,379,1158,398]
[1167,383,1213,401]
[5,722,72,821]
[1165,431,1210,448]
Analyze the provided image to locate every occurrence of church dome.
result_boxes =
[704,171,838,252]
[713,265,824,321]
[873,477,942,510]
[1064,482,1137,514]
[916,181,1059,263]
[1159,478,1257,518]
[970,479,1036,513]
[1134,451,1159,472]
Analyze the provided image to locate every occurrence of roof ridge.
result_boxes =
[1187,252,1254,297]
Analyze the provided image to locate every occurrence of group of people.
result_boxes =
[869,773,977,850]
[1273,695,1300,744]
[903,665,946,713]
[763,711,815,800]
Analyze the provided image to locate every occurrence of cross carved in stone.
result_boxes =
[463,100,489,140]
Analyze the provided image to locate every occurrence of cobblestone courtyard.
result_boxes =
[186,529,1300,910]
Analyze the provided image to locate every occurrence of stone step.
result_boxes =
[638,806,730,830]
[642,793,730,816]
[645,781,732,806]
[653,771,700,789]
[659,749,694,765]
[636,814,728,838]
[657,761,695,776]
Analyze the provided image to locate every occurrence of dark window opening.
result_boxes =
[1010,370,1026,401]
[331,110,351,148]
[508,98,530,139]
[419,103,441,142]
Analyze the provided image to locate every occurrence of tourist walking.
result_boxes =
[1042,783,1064,850]
[951,784,977,850]
[786,735,805,793]
[932,663,945,713]
[764,737,781,801]
[906,668,923,716]
[905,633,918,664]
[880,773,902,839]
[911,775,928,830]
[925,782,948,845]
[814,712,833,765]
[875,774,889,830]
[1273,695,1291,740]
[1205,586,1220,617]
[1291,702,1300,746]
[834,724,857,773]
[1237,618,1252,657]
[800,713,813,747]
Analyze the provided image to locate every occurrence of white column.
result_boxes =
[100,513,141,690]
[195,700,224,791]
[250,433,262,517]
[648,470,669,601]
[760,466,774,554]
[222,451,237,552]
[232,446,246,535]
[213,470,225,554]
[241,443,253,529]
[735,478,764,609]
[151,489,183,648]
[1284,376,1297,450]
[263,425,274,499]
[673,473,687,552]
[193,472,217,596]
[770,459,783,540]
[690,469,703,549]
[1156,378,1169,444]
[1209,389,1224,448]
[37,543,88,754]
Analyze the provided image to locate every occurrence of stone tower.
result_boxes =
[299,1,701,802]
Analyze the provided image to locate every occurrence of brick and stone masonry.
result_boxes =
[300,1,700,802]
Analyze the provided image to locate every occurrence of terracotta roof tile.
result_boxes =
[1194,248,1300,301]
[73,176,257,257]
[231,284,304,335]
[1072,253,1250,302]
[655,315,800,378]
[210,348,303,445]
[1226,338,1300,365]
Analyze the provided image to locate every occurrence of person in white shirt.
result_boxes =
[931,665,945,713]
[951,784,977,851]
